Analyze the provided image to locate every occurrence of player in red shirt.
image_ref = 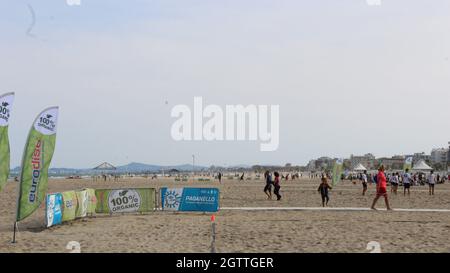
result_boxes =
[370,165,392,211]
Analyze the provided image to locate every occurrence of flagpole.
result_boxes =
[12,120,27,244]
[12,222,17,243]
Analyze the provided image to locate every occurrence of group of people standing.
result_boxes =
[366,166,441,210]
[260,166,444,209]
[360,168,440,198]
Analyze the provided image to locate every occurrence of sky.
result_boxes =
[0,0,449,168]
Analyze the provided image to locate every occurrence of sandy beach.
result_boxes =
[1,177,449,253]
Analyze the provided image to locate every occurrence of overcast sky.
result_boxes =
[0,0,449,168]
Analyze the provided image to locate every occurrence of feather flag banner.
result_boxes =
[0,92,15,192]
[16,107,59,221]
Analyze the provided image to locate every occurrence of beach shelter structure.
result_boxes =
[93,162,117,171]
[92,162,118,182]
[412,160,433,172]
[353,163,367,172]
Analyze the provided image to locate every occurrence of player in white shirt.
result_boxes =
[390,172,399,195]
[403,169,412,196]
[428,170,436,196]
[361,170,368,196]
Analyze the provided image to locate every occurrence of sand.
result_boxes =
[1,177,449,253]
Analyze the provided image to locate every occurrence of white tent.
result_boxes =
[412,160,433,171]
[353,163,367,171]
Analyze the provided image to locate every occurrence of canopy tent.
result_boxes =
[353,163,367,172]
[412,160,433,171]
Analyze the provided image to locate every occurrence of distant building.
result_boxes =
[315,157,335,171]
[377,155,405,170]
[350,153,376,170]
[305,148,448,173]
[343,159,352,170]
[306,160,316,171]
[412,152,431,165]
[306,157,335,171]
[431,148,449,164]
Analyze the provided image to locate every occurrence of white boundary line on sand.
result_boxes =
[220,207,450,212]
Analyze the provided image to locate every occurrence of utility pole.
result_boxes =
[192,154,195,177]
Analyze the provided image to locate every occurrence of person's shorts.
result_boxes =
[429,184,435,188]
[264,184,272,192]
[362,182,367,189]
[377,187,387,196]
[404,183,411,189]
[391,182,398,186]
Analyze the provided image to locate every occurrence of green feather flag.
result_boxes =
[332,158,344,186]
[0,92,15,192]
[16,107,59,222]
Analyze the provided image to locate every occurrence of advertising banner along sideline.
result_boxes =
[86,188,97,214]
[16,107,59,222]
[76,189,88,218]
[0,92,14,192]
[161,187,219,212]
[61,191,78,222]
[46,193,63,227]
[95,188,156,214]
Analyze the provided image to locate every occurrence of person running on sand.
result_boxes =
[273,172,282,201]
[371,165,392,211]
[403,169,412,196]
[318,176,332,207]
[218,172,222,184]
[428,170,436,196]
[263,171,273,200]
[361,170,368,196]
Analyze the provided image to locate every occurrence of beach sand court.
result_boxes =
[1,177,449,253]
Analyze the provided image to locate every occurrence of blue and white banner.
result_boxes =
[46,193,63,227]
[161,188,219,212]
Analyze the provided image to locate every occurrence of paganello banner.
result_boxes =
[95,188,156,214]
[161,187,219,212]
[45,193,63,227]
